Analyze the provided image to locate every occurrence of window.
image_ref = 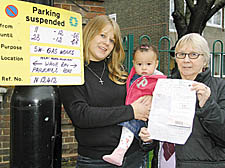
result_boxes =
[170,1,223,30]
[207,10,222,27]
[169,0,187,32]
[169,0,176,32]
[108,13,116,22]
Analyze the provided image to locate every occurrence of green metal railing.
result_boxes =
[123,34,134,72]
[158,36,173,76]
[139,35,151,46]
[123,34,224,78]
[212,40,224,78]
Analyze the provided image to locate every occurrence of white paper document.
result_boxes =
[148,79,196,144]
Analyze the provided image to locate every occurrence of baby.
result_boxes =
[103,44,166,166]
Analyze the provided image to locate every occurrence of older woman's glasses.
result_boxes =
[175,52,203,59]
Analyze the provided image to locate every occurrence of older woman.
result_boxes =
[140,33,225,168]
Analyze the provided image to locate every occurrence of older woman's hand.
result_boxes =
[192,82,211,108]
[139,127,152,143]
[131,95,152,121]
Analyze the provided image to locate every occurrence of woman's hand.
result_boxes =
[131,95,152,121]
[139,127,152,142]
[191,82,211,108]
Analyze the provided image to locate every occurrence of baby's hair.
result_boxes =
[133,44,159,60]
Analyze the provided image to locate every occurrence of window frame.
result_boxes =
[207,9,222,28]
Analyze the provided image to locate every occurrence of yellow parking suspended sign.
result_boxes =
[0,0,83,85]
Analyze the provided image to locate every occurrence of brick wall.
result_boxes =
[54,0,106,24]
[0,87,12,168]
[104,0,170,74]
[0,1,105,167]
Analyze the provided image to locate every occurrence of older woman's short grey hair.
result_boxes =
[175,33,210,68]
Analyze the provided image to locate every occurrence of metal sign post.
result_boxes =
[10,1,62,168]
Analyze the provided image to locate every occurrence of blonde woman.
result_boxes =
[60,15,151,168]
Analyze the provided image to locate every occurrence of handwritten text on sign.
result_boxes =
[30,25,80,47]
[30,45,80,57]
[30,56,81,74]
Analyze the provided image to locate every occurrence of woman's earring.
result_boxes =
[202,65,207,72]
